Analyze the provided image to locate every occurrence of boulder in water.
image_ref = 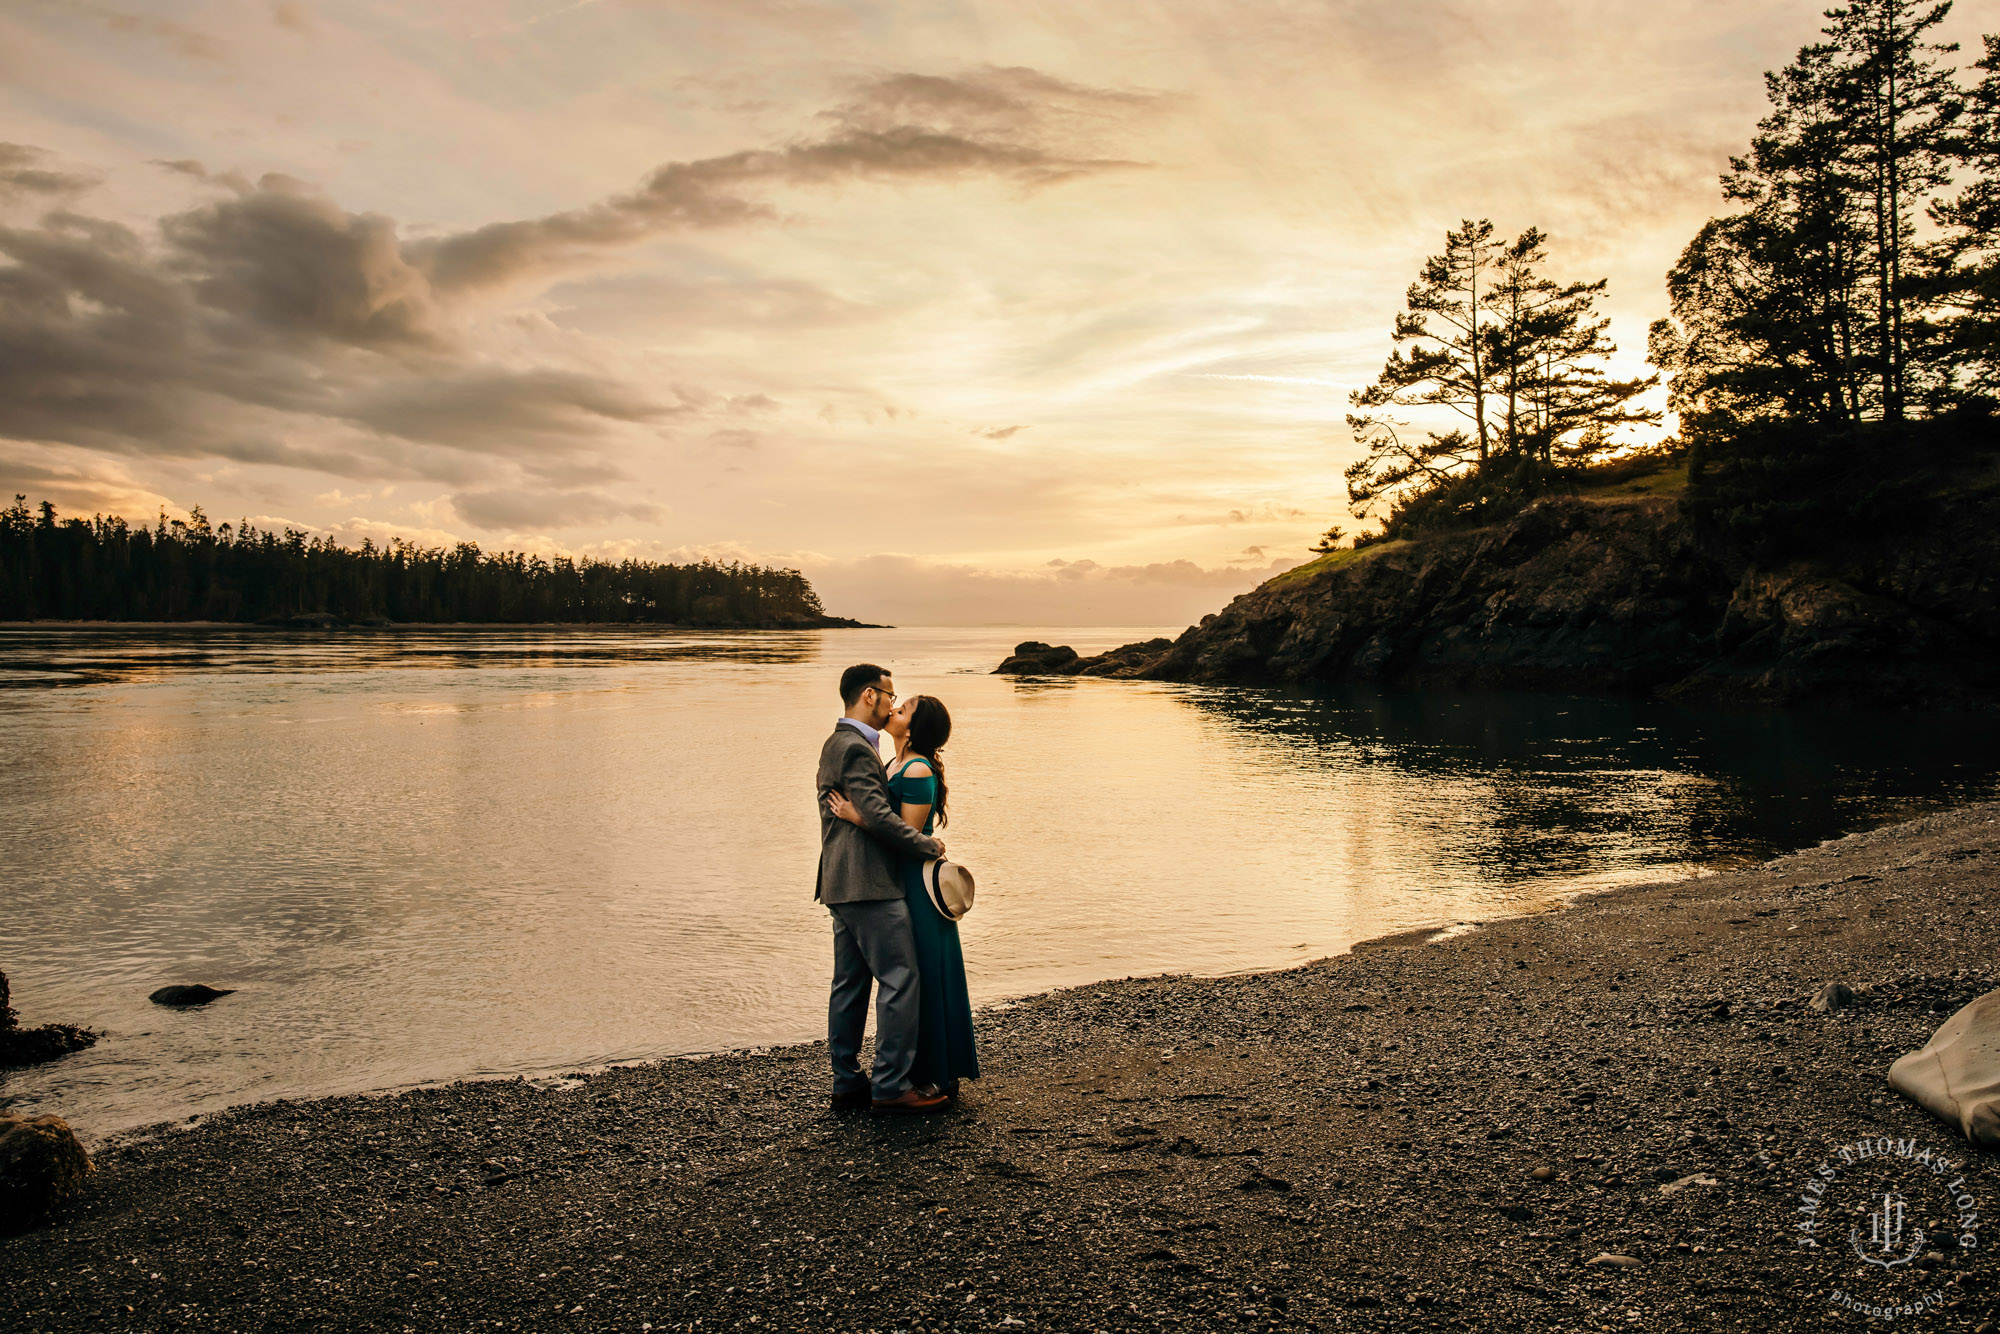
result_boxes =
[994,641,1080,675]
[149,984,235,1007]
[0,1113,92,1233]
[1888,987,2000,1148]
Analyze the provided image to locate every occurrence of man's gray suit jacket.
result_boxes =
[816,723,943,904]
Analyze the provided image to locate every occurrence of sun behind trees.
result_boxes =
[0,497,833,626]
[1343,219,1660,541]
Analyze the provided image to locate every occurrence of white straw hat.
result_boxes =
[921,859,975,921]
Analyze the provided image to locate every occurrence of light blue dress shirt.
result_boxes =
[837,716,882,751]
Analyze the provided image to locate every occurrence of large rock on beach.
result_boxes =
[149,984,235,1007]
[0,970,98,1068]
[0,1114,91,1234]
[1889,987,2000,1148]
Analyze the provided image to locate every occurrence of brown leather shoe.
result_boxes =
[871,1087,950,1114]
[830,1089,870,1111]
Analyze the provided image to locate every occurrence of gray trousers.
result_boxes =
[827,897,920,1099]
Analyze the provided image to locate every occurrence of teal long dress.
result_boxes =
[887,759,979,1092]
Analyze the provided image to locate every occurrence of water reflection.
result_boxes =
[1,626,1994,1138]
[0,625,825,690]
[1181,686,2000,875]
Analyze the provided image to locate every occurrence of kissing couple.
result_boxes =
[815,662,979,1114]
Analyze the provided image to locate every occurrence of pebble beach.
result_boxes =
[6,802,1999,1333]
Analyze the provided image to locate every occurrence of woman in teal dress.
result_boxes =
[828,694,979,1097]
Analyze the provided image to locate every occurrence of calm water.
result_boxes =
[3,625,1998,1139]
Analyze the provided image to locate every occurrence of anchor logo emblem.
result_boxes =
[1850,1191,1926,1269]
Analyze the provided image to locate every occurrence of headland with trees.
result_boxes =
[1001,0,2000,708]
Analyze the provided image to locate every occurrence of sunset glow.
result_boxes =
[4,0,1988,623]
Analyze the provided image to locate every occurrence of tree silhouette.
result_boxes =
[1345,221,1656,535]
[0,497,835,626]
[1931,34,2000,397]
[1649,0,1994,547]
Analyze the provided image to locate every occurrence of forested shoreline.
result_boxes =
[0,497,845,627]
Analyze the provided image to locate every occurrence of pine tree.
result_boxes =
[1351,218,1504,465]
[1651,40,1875,431]
[1346,221,1655,533]
[1648,1,1988,549]
[1822,0,1964,418]
[1485,228,1658,465]
[1931,33,2000,399]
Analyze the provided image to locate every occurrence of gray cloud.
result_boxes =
[152,158,251,192]
[547,270,871,335]
[161,175,444,347]
[831,66,1166,144]
[52,1,227,62]
[0,68,1147,524]
[415,68,1152,295]
[1045,555,1274,587]
[806,550,1295,626]
[975,424,1028,439]
[270,1,312,34]
[451,486,663,531]
[0,187,668,477]
[0,144,97,202]
[351,369,675,452]
[1171,503,1310,526]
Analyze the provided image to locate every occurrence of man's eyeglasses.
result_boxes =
[868,685,897,703]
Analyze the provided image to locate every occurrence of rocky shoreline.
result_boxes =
[0,971,97,1069]
[5,804,1999,1332]
[995,471,2000,708]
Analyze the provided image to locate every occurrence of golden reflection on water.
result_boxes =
[1,625,1995,1137]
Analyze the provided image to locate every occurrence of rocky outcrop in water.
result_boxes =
[0,971,97,1068]
[997,481,2000,707]
[148,985,235,1007]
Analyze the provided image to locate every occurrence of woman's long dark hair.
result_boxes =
[905,695,952,828]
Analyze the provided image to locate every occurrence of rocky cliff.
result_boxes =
[997,478,2000,707]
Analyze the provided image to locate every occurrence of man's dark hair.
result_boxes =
[839,663,890,706]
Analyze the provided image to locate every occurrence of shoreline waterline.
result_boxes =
[56,830,1824,1149]
[7,623,2000,1139]
[7,799,1996,1332]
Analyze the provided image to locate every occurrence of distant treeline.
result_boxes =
[0,497,832,626]
[1340,0,2000,551]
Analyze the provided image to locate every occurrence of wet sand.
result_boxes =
[6,803,1999,1333]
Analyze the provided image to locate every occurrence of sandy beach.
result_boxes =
[6,802,1998,1333]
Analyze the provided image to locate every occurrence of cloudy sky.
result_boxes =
[3,0,1986,624]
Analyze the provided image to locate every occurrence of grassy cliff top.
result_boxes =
[1261,455,1691,593]
[1261,540,1410,590]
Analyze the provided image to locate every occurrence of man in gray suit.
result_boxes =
[817,663,950,1114]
